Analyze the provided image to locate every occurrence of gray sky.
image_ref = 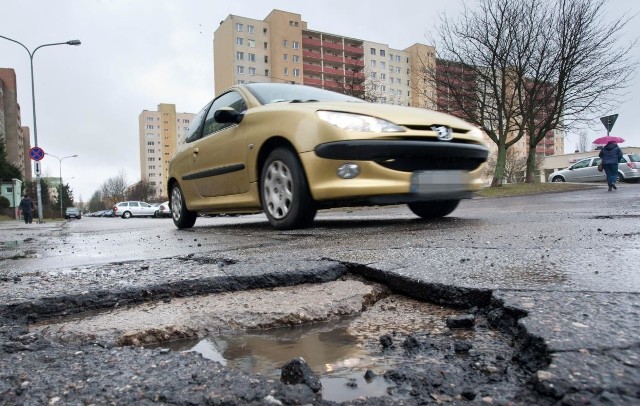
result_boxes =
[2,0,638,202]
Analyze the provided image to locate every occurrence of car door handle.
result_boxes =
[193,148,199,155]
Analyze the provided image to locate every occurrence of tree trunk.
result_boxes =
[491,145,508,187]
[524,144,538,183]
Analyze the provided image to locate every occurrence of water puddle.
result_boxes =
[157,319,398,402]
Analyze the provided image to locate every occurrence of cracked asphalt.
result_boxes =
[1,183,639,404]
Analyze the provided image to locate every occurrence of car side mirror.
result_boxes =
[214,107,244,124]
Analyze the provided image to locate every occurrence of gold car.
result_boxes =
[168,83,488,230]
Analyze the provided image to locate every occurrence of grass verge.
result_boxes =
[477,182,600,198]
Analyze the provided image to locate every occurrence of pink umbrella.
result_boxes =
[592,136,625,145]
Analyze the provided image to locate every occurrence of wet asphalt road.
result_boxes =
[1,183,639,404]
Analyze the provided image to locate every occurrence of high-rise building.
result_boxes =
[213,10,437,106]
[0,68,29,180]
[138,104,195,198]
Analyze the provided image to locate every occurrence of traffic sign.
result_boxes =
[29,146,45,161]
[600,114,618,133]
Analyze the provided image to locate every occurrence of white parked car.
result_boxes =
[547,154,640,183]
[112,201,157,219]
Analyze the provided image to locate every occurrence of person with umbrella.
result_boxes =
[597,137,624,191]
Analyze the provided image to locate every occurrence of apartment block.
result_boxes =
[0,68,30,180]
[212,9,561,160]
[139,104,195,198]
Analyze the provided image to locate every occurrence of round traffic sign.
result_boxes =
[29,147,45,161]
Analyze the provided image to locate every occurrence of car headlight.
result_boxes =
[317,111,405,133]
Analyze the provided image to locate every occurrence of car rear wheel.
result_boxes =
[407,200,460,219]
[122,211,132,219]
[552,176,565,182]
[171,183,197,229]
[261,148,316,230]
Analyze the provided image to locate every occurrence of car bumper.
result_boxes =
[301,140,489,202]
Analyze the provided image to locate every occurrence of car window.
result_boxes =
[130,202,139,208]
[572,160,590,169]
[591,158,601,166]
[141,202,151,208]
[185,101,212,143]
[202,91,247,138]
[628,154,640,162]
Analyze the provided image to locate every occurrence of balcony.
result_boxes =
[323,54,344,64]
[323,66,345,76]
[302,37,322,48]
[303,50,322,60]
[344,44,364,55]
[303,63,323,73]
[303,77,323,87]
[345,58,365,67]
[322,41,343,51]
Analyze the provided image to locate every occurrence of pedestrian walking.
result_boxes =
[598,141,623,191]
[19,194,35,224]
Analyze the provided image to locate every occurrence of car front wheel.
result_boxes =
[407,200,460,219]
[261,148,316,230]
[122,211,132,219]
[171,183,197,229]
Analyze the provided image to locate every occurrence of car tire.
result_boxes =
[122,211,132,219]
[171,183,197,229]
[407,200,460,219]
[551,176,565,182]
[617,173,624,183]
[260,148,316,230]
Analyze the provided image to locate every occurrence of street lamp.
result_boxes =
[46,153,78,218]
[0,35,81,223]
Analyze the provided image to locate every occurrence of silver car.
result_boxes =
[112,201,157,218]
[548,154,640,183]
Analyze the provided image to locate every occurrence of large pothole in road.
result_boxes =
[32,276,532,403]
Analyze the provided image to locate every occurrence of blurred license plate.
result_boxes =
[411,170,470,194]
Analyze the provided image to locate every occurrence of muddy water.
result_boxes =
[155,296,502,403]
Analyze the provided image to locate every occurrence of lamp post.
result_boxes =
[46,153,78,218]
[0,35,81,223]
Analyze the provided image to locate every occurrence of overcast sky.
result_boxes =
[2,0,639,202]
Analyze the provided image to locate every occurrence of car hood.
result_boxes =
[257,101,478,132]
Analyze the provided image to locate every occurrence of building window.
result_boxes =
[289,20,299,27]
[397,89,402,96]
[380,61,386,69]
[183,119,190,123]
[396,55,401,62]
[389,53,394,60]
[147,148,155,154]
[237,79,245,84]
[293,55,300,63]
[146,125,154,130]
[381,73,386,80]
[370,60,376,67]
[237,66,244,74]
[264,55,269,63]
[283,39,288,48]
[263,28,267,34]
[248,25,254,34]
[381,85,386,91]
[372,72,377,79]
[248,53,256,62]
[283,54,288,61]
[146,117,154,121]
[264,42,268,49]
[292,41,300,49]
[265,69,269,76]
[370,48,376,55]
[147,141,154,146]
[236,23,243,32]
[396,78,401,84]
[293,68,300,77]
[236,37,244,46]
[236,51,244,60]
[249,67,256,76]
[284,67,289,76]
[380,49,386,57]
[247,39,255,48]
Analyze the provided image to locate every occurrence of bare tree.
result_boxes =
[126,180,156,202]
[100,170,128,207]
[430,0,532,186]
[517,0,636,182]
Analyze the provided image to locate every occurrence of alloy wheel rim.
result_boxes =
[171,187,183,221]
[263,160,293,219]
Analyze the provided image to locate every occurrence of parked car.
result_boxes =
[64,207,81,219]
[112,201,157,218]
[547,153,640,183]
[157,201,171,218]
[168,83,489,230]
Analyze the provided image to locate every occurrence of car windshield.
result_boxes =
[245,83,363,105]
[628,153,640,162]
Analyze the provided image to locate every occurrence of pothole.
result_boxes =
[31,276,532,403]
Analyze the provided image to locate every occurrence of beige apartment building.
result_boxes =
[0,68,31,181]
[138,104,195,198]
